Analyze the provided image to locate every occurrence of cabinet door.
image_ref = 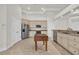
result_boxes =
[57,32,63,45]
[62,38,68,49]
[63,34,74,49]
[69,40,79,50]
[68,39,79,55]
[74,36,79,43]
[57,36,63,44]
[68,46,79,55]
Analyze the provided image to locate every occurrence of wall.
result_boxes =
[49,13,79,40]
[7,5,21,48]
[52,14,79,31]
[48,16,69,40]
[47,17,54,40]
[53,16,69,30]
[0,5,21,51]
[29,21,47,28]
[22,19,29,24]
[0,5,7,51]
[68,16,79,31]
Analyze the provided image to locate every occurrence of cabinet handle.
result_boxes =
[74,51,77,53]
[74,44,76,46]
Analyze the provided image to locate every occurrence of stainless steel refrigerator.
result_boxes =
[21,23,29,39]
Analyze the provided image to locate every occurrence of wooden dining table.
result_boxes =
[34,34,48,51]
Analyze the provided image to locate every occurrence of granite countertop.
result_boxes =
[54,30,79,37]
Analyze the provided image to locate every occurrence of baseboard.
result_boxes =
[0,47,8,52]
[7,39,21,50]
[0,39,21,52]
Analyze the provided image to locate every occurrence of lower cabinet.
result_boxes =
[69,40,79,49]
[57,32,64,45]
[57,32,68,49]
[68,46,79,55]
[57,32,79,55]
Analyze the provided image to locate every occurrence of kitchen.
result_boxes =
[0,4,79,55]
[21,4,79,54]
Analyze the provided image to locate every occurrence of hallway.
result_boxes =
[0,38,70,55]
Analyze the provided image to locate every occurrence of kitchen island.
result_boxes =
[53,30,79,55]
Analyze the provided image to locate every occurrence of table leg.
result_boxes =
[35,41,37,51]
[45,41,47,51]
[43,41,45,45]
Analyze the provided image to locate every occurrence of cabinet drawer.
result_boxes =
[66,35,74,40]
[57,35,63,39]
[61,33,74,40]
[57,38,62,44]
[57,35,63,43]
[63,39,68,49]
[57,33,62,37]
[74,37,79,43]
[69,46,79,55]
[69,40,79,49]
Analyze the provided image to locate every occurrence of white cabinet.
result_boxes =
[68,46,79,55]
[57,32,63,45]
[74,36,79,43]
[69,40,79,49]
[57,32,79,55]
[57,32,68,49]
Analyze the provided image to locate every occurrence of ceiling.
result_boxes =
[21,4,70,20]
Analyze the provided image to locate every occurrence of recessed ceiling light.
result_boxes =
[71,10,74,12]
[70,10,74,14]
[73,9,79,14]
[70,9,79,14]
[41,8,45,12]
[27,7,30,10]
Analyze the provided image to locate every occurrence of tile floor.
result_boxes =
[0,37,70,55]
